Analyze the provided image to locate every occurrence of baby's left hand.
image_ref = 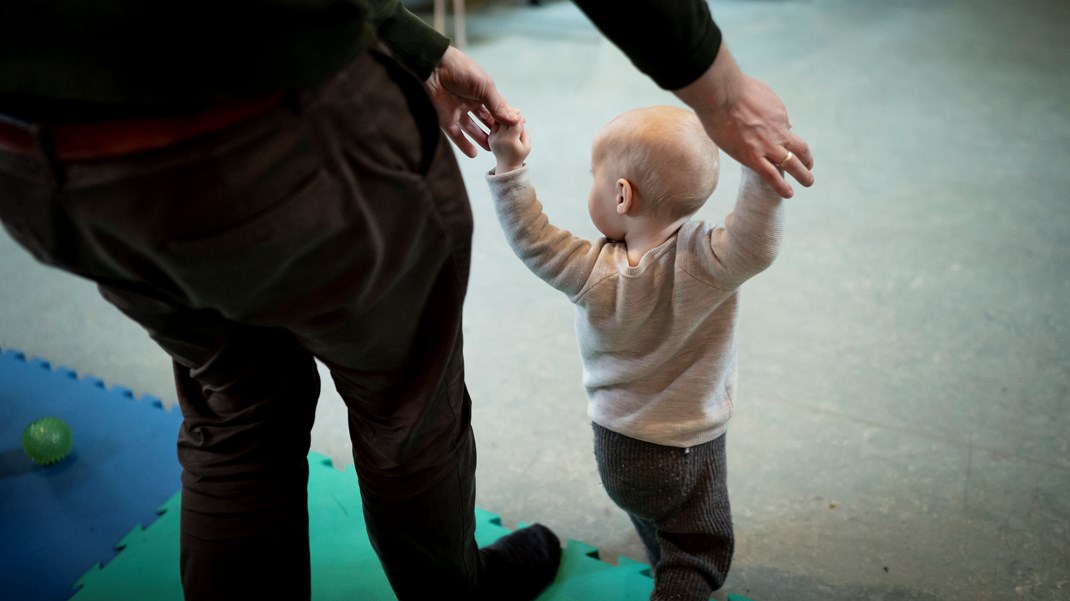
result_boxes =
[489,119,531,174]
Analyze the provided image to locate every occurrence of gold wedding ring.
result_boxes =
[777,150,795,169]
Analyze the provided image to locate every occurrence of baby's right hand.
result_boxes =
[489,119,531,174]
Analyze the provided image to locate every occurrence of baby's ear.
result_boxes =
[616,178,634,214]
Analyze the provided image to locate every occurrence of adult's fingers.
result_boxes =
[781,152,813,189]
[788,134,815,171]
[473,105,495,130]
[460,115,491,152]
[772,144,814,189]
[481,83,520,127]
[445,123,479,158]
[753,155,793,199]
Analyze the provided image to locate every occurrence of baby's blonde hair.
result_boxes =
[594,106,719,220]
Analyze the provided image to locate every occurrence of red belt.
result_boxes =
[0,92,286,161]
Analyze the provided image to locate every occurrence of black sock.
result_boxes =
[477,523,562,601]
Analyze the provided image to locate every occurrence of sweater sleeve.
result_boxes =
[697,167,785,288]
[486,167,605,299]
[371,0,450,80]
[571,0,722,90]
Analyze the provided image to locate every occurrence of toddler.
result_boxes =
[487,105,786,600]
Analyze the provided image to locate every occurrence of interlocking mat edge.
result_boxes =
[1,346,754,601]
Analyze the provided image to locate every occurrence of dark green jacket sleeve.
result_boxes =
[370,0,451,80]
[0,1,377,111]
[571,0,722,90]
[0,0,449,116]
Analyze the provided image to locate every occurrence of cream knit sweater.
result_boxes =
[487,166,783,448]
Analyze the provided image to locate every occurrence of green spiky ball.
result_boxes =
[22,416,73,466]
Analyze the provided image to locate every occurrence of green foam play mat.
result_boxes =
[1,347,755,600]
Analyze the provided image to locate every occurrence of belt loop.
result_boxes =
[26,123,66,187]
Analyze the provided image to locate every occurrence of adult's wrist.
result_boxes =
[377,2,450,81]
[673,42,743,114]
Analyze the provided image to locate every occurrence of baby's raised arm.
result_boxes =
[698,166,785,287]
[489,119,532,175]
[486,120,604,299]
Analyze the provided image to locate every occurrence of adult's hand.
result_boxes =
[424,46,521,158]
[675,43,814,198]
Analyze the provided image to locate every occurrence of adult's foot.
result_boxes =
[476,523,561,600]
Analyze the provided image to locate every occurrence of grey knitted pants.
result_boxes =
[593,424,734,601]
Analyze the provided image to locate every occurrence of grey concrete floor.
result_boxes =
[2,1,1068,600]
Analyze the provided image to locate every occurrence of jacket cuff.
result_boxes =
[377,4,451,80]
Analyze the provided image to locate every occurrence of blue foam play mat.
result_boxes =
[0,346,756,600]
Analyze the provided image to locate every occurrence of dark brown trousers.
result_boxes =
[0,48,480,600]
